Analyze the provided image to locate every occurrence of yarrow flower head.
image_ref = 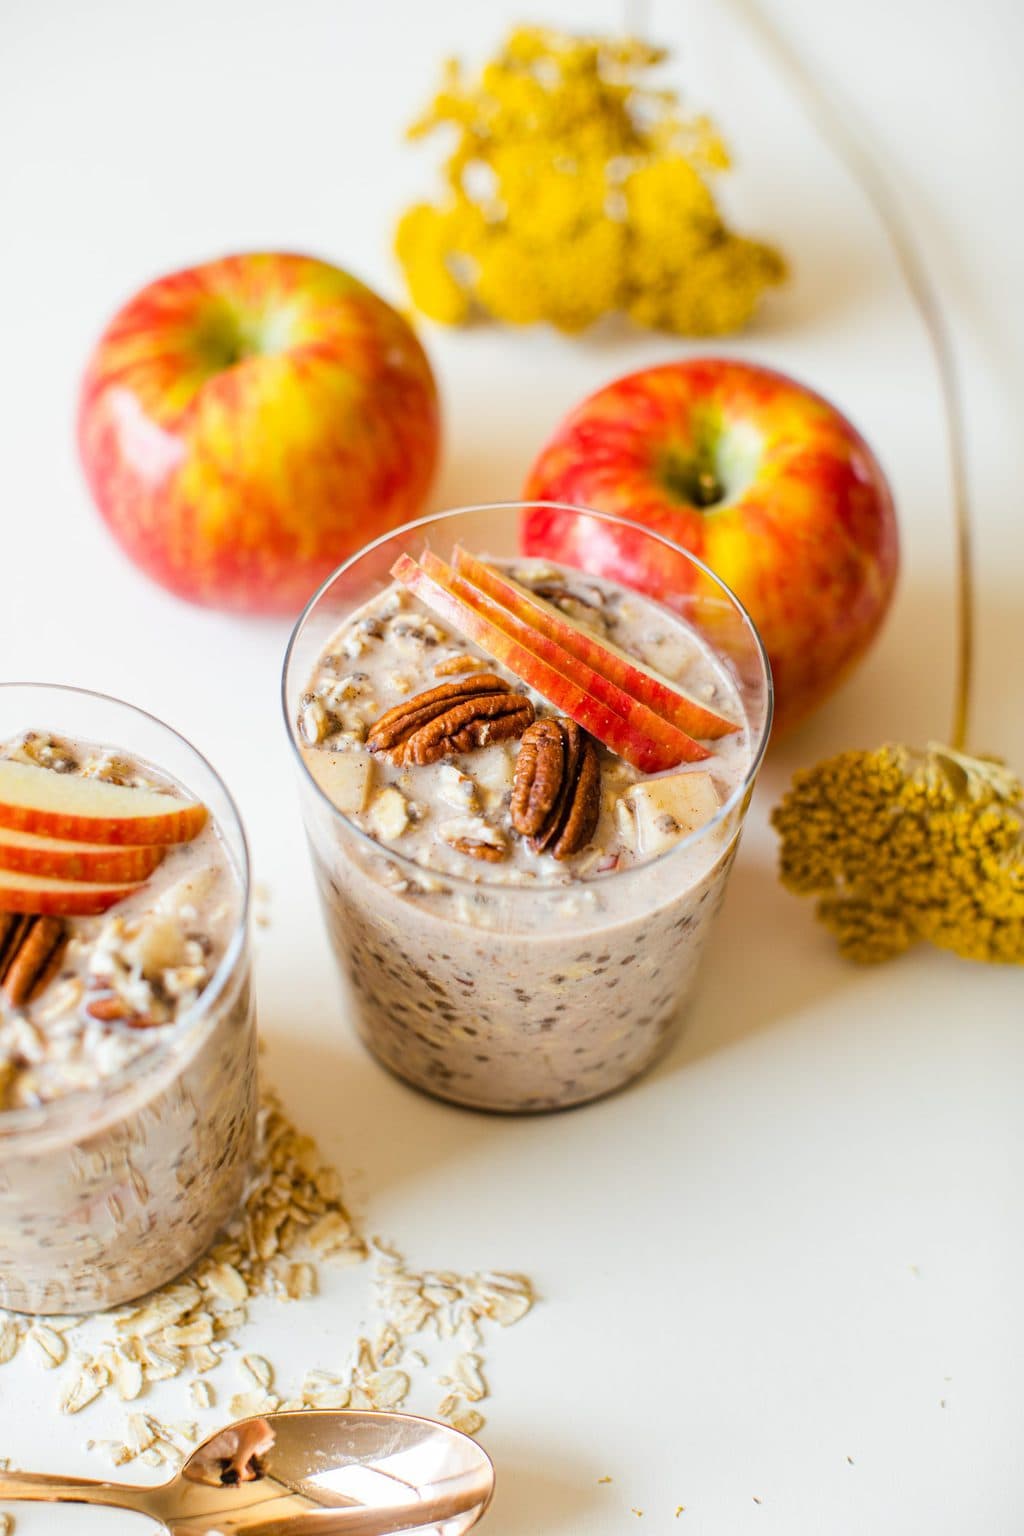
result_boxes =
[395,25,785,335]
[771,743,1024,965]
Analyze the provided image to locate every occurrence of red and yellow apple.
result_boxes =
[523,358,898,732]
[79,253,441,614]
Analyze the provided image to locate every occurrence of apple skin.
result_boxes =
[420,550,710,765]
[79,253,441,615]
[450,545,738,740]
[523,358,898,733]
[0,828,165,884]
[0,760,207,845]
[0,869,143,916]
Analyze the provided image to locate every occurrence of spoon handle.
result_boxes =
[0,1470,154,1515]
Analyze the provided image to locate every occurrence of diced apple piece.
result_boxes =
[0,826,166,884]
[452,547,739,740]
[392,553,708,773]
[437,764,480,812]
[617,771,721,857]
[121,912,190,976]
[366,786,410,841]
[0,761,207,846]
[301,747,375,817]
[155,868,219,920]
[0,867,143,916]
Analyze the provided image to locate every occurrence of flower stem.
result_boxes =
[726,0,975,750]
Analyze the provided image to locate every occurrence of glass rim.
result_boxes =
[0,681,252,1140]
[282,500,774,898]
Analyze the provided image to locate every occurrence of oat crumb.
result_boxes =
[597,1475,613,1484]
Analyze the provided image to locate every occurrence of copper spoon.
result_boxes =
[0,1410,495,1534]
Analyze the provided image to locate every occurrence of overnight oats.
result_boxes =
[286,505,771,1113]
[0,687,255,1314]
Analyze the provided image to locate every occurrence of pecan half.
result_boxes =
[511,718,601,860]
[367,675,534,765]
[449,837,507,862]
[434,653,487,678]
[0,914,68,1008]
[85,994,159,1028]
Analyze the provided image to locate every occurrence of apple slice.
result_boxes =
[0,761,207,846]
[392,554,707,772]
[0,826,166,884]
[419,550,711,766]
[452,546,739,740]
[616,770,721,856]
[0,867,143,916]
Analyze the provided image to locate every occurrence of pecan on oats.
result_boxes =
[511,718,601,860]
[434,653,487,678]
[367,676,534,765]
[449,838,507,863]
[0,914,68,1008]
[85,994,159,1029]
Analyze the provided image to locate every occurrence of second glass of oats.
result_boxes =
[0,686,255,1313]
[284,504,771,1113]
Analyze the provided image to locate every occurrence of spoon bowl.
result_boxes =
[0,1409,495,1535]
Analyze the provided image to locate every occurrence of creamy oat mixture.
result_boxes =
[296,558,754,1113]
[0,732,240,1110]
[0,732,255,1315]
[299,560,749,883]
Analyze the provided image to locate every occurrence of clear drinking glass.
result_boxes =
[283,504,772,1114]
[0,685,256,1313]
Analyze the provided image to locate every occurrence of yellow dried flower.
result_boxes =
[771,744,1024,964]
[395,25,785,335]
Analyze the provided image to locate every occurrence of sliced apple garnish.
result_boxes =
[616,770,721,857]
[0,761,207,847]
[0,826,166,884]
[392,553,707,773]
[419,550,711,767]
[0,867,144,916]
[452,546,740,741]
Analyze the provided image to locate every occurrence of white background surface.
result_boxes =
[1,1,1022,1531]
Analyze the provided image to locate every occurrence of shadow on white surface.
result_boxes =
[663,857,861,1074]
[483,1436,606,1536]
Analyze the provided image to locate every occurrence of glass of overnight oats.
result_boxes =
[284,504,771,1114]
[0,685,255,1314]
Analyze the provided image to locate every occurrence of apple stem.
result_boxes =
[660,452,725,511]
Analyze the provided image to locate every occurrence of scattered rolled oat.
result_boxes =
[28,1325,66,1369]
[0,1322,20,1365]
[0,1084,535,1467]
[450,1408,485,1437]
